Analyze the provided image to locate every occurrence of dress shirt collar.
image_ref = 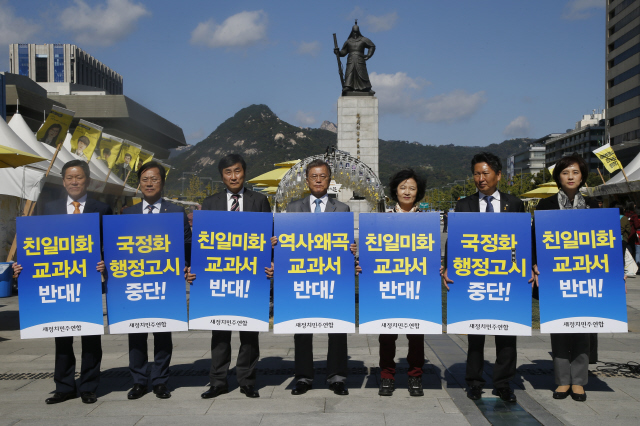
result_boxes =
[310,193,329,208]
[226,187,245,199]
[67,194,87,207]
[479,189,500,202]
[142,198,162,213]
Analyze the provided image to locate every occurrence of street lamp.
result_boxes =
[181,172,198,196]
[198,177,222,196]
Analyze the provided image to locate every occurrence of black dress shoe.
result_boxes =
[467,386,482,400]
[291,381,312,395]
[493,387,517,402]
[571,391,587,402]
[378,378,395,396]
[552,389,571,399]
[408,376,424,397]
[153,384,171,399]
[240,385,260,398]
[80,391,97,404]
[127,384,147,400]
[201,385,229,399]
[45,391,76,404]
[329,381,349,396]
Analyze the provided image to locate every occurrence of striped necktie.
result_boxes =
[230,194,240,212]
[146,205,156,214]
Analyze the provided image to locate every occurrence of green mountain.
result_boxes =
[165,104,532,194]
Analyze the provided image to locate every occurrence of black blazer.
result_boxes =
[445,191,525,265]
[122,199,192,266]
[201,187,271,213]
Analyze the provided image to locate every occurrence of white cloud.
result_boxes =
[370,72,486,123]
[296,41,321,56]
[190,10,267,48]
[0,3,40,45]
[60,0,150,46]
[295,111,316,127]
[562,0,605,20]
[365,12,398,32]
[421,90,487,123]
[348,7,398,32]
[503,116,531,138]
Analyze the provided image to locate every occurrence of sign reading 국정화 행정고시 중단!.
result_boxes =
[274,212,355,333]
[358,212,442,334]
[189,211,272,331]
[447,212,532,336]
[535,208,627,333]
[103,213,188,334]
[17,214,104,339]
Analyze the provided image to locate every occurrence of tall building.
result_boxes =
[606,0,640,165]
[9,44,123,95]
[544,111,605,172]
[508,143,547,179]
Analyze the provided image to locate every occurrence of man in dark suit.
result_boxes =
[13,160,112,405]
[200,154,272,400]
[122,161,192,400]
[442,152,524,403]
[285,159,354,396]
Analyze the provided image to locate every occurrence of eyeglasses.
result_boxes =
[308,174,329,181]
[141,177,161,184]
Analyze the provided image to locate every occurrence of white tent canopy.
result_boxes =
[8,113,64,174]
[0,114,50,172]
[606,150,640,184]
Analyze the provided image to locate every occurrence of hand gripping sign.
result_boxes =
[535,209,627,333]
[447,212,532,336]
[358,212,442,334]
[274,212,355,333]
[17,214,104,339]
[103,213,188,333]
[189,211,272,331]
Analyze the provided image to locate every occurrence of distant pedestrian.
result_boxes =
[443,210,448,233]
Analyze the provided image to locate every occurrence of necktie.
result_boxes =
[72,201,81,214]
[146,205,156,214]
[230,194,240,212]
[314,199,322,213]
[485,195,494,213]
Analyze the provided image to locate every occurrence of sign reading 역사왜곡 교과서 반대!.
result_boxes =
[447,212,533,336]
[17,214,104,339]
[535,208,627,333]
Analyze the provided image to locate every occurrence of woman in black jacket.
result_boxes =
[377,169,427,397]
[533,154,596,402]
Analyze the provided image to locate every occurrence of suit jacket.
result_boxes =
[122,199,192,266]
[43,197,113,292]
[286,195,350,213]
[445,191,525,265]
[201,187,271,213]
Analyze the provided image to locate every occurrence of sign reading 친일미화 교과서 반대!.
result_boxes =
[17,214,104,339]
[188,211,272,331]
[446,212,533,336]
[535,209,627,333]
[358,213,442,334]
[103,214,188,334]
[273,212,355,333]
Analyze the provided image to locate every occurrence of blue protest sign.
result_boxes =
[189,211,272,331]
[358,213,442,334]
[17,214,104,339]
[103,213,188,333]
[535,209,627,333]
[274,212,355,333]
[447,212,532,335]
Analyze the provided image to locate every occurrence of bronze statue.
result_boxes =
[334,20,376,96]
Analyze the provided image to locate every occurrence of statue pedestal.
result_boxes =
[336,95,379,243]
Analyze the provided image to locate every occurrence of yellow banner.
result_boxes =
[115,141,141,181]
[157,161,171,179]
[69,120,102,162]
[96,134,123,169]
[36,106,75,148]
[593,143,622,173]
[135,148,154,171]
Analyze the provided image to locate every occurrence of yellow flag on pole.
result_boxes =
[593,143,623,173]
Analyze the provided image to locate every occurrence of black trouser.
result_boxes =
[209,330,259,387]
[54,335,102,394]
[128,332,172,386]
[465,335,517,389]
[294,333,348,384]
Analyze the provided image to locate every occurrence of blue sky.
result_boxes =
[1,0,606,147]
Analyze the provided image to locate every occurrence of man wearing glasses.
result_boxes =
[122,161,193,400]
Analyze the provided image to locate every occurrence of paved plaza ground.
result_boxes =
[0,227,639,425]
